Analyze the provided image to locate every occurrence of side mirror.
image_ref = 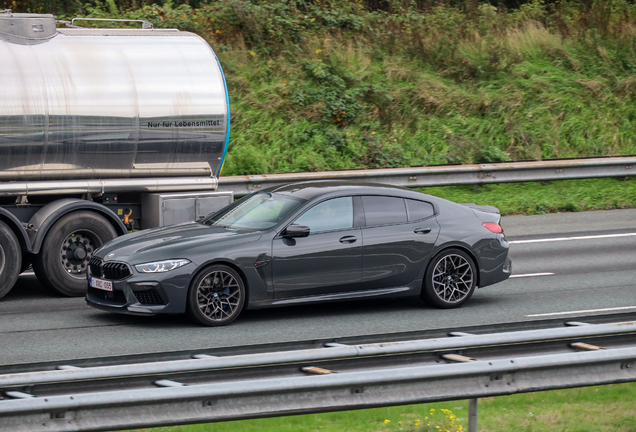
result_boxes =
[284,224,310,238]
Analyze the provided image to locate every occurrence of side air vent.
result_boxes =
[133,289,165,305]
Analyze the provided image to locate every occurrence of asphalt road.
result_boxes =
[1,209,635,366]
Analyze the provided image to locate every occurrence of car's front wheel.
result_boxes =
[421,248,477,308]
[187,264,246,326]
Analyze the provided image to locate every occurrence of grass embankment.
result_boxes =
[422,177,636,216]
[128,382,636,432]
[45,0,636,179]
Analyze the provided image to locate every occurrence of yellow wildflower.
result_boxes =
[384,419,390,424]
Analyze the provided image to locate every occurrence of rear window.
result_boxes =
[406,199,435,221]
[361,196,407,226]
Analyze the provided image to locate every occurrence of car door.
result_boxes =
[272,196,362,298]
[360,195,440,290]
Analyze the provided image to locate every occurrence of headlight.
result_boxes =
[135,259,191,273]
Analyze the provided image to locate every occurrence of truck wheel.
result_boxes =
[0,221,21,300]
[34,211,117,297]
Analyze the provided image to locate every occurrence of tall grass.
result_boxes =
[36,1,636,175]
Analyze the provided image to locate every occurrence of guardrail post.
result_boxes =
[468,398,478,432]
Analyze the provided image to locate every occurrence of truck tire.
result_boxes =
[0,220,22,300]
[34,211,118,297]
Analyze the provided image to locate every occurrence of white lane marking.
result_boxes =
[510,272,554,278]
[509,232,636,244]
[527,306,636,317]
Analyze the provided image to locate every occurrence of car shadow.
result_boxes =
[8,272,492,329]
[84,296,432,329]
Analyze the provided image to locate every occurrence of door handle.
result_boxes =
[339,236,357,244]
[414,227,432,234]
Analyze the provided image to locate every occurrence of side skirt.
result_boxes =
[246,285,421,310]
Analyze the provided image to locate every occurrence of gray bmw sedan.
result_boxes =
[87,181,511,326]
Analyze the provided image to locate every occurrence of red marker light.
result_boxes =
[482,222,503,234]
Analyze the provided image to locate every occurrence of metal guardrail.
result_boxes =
[2,312,634,375]
[1,319,636,431]
[1,321,635,388]
[217,156,636,196]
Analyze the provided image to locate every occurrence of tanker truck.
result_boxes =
[0,11,232,299]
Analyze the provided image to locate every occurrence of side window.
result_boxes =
[294,197,353,233]
[406,199,435,221]
[361,196,407,226]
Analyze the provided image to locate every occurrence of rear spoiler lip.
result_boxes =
[460,203,500,214]
[461,203,501,224]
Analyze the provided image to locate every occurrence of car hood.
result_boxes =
[96,222,262,264]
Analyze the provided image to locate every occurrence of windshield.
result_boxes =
[203,192,305,230]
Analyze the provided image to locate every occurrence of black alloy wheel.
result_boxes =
[187,264,246,326]
[421,248,477,308]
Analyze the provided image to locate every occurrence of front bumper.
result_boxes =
[86,263,195,315]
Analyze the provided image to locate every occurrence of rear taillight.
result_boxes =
[482,222,503,234]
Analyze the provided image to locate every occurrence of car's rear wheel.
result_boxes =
[421,248,477,308]
[187,264,245,326]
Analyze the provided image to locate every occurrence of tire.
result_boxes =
[187,264,246,326]
[34,211,118,297]
[421,248,477,309]
[0,221,22,300]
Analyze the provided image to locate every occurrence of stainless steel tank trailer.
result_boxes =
[0,10,231,299]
